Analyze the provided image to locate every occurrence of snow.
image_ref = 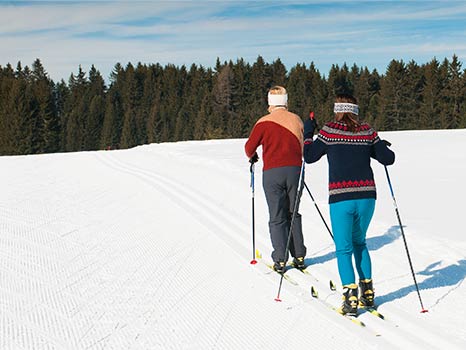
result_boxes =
[1,129,465,349]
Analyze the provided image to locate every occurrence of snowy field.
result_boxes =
[1,129,465,349]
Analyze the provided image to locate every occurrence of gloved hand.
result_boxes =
[304,118,318,139]
[382,140,392,147]
[249,152,259,164]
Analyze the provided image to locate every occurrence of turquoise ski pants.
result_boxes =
[329,198,375,286]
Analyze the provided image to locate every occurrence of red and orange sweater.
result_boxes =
[245,108,303,171]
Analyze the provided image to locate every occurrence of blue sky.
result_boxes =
[1,0,466,82]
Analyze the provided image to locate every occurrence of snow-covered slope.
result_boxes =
[1,130,465,349]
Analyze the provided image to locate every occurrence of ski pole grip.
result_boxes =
[310,111,315,120]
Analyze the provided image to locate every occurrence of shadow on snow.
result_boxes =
[377,259,466,307]
[305,225,401,266]
[305,225,466,308]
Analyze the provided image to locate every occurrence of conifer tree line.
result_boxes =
[1,55,465,156]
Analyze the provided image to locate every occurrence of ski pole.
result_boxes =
[384,165,428,313]
[275,160,306,302]
[303,111,334,241]
[250,163,257,265]
[303,181,334,241]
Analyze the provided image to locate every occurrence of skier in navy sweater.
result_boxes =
[303,94,395,316]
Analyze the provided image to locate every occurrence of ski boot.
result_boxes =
[337,284,359,316]
[273,261,286,274]
[292,256,306,270]
[359,279,375,308]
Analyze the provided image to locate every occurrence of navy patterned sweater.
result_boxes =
[304,121,395,204]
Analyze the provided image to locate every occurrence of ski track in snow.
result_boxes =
[1,132,465,349]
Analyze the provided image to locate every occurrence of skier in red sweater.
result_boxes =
[245,86,307,273]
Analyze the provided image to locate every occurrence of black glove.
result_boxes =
[382,140,392,147]
[249,152,259,164]
[304,118,318,139]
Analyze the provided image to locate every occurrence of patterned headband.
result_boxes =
[334,102,359,115]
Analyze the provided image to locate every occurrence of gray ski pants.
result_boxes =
[262,166,307,263]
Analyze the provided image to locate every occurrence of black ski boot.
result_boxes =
[292,256,306,270]
[359,279,375,307]
[273,261,286,274]
[338,284,358,316]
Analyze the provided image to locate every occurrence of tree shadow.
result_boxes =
[305,225,401,266]
[376,259,466,307]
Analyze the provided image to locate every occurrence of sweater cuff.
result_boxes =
[304,138,313,145]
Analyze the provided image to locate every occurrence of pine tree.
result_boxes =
[325,64,355,123]
[1,74,35,154]
[306,62,327,121]
[15,61,24,79]
[367,94,380,127]
[270,58,287,87]
[172,64,198,141]
[223,60,245,138]
[141,65,158,144]
[54,79,69,151]
[120,63,139,148]
[155,64,185,142]
[133,62,149,144]
[232,58,251,137]
[437,59,451,129]
[100,88,122,149]
[31,58,59,153]
[404,60,424,130]
[146,97,161,143]
[16,82,37,154]
[419,58,442,129]
[0,64,14,154]
[444,55,464,129]
[193,87,211,140]
[378,59,409,130]
[211,63,234,138]
[100,63,125,149]
[246,56,270,130]
[363,69,381,126]
[353,66,371,121]
[328,63,354,96]
[65,66,88,151]
[287,63,310,119]
[460,68,466,128]
[144,64,163,144]
[83,65,106,150]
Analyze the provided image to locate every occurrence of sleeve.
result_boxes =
[245,123,263,158]
[303,119,317,140]
[303,132,327,164]
[371,133,395,165]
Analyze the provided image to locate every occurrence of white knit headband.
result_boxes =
[268,93,288,106]
[334,102,359,115]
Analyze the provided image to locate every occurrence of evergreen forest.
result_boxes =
[1,55,465,156]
